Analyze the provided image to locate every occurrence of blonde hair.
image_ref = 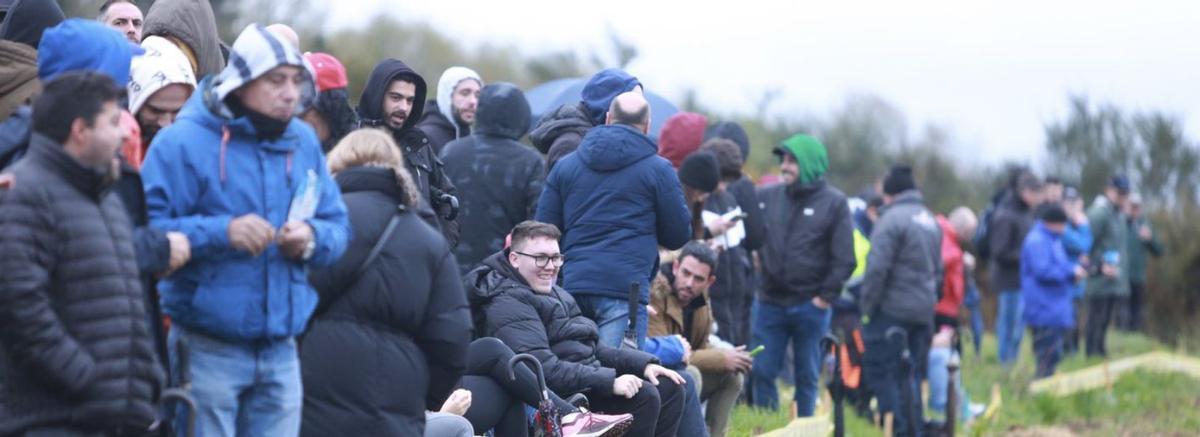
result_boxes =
[948,206,978,239]
[327,128,420,207]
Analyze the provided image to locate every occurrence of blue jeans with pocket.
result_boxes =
[995,289,1024,364]
[169,326,302,437]
[749,299,831,416]
[576,295,648,350]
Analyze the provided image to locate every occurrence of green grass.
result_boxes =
[728,331,1200,436]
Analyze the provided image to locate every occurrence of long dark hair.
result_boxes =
[313,88,358,152]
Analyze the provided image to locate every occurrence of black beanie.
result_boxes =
[679,151,720,193]
[703,121,750,162]
[1040,204,1069,224]
[883,165,916,195]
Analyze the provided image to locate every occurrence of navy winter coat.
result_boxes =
[535,124,692,304]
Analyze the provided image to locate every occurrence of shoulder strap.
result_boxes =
[311,205,404,321]
[352,205,405,280]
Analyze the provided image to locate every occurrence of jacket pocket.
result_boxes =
[190,281,259,340]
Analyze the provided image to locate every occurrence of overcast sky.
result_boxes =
[328,0,1200,165]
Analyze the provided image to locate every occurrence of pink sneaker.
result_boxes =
[560,411,634,437]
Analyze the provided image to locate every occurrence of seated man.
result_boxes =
[466,221,686,437]
[646,241,749,437]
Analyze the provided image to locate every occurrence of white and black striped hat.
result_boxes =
[208,23,315,119]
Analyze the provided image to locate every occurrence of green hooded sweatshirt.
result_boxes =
[775,134,828,185]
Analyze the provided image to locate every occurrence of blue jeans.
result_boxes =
[963,281,984,357]
[926,347,970,420]
[864,314,930,437]
[670,365,709,437]
[576,295,648,349]
[995,289,1024,364]
[169,326,302,437]
[749,299,831,416]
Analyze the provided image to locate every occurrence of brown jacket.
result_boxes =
[647,272,726,373]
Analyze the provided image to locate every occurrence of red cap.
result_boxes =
[658,112,708,168]
[304,52,348,92]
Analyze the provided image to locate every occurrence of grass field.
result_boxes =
[727,331,1200,436]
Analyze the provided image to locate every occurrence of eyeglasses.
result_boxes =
[514,251,565,268]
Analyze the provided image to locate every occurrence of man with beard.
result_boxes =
[0,71,165,437]
[418,66,482,154]
[128,33,196,158]
[97,0,142,44]
[358,59,460,245]
[751,133,856,416]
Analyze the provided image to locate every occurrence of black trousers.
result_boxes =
[1127,282,1145,331]
[589,376,684,437]
[460,337,575,437]
[1085,296,1118,357]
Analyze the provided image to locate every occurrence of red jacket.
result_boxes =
[935,215,964,318]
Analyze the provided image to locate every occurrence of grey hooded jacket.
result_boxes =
[859,190,944,325]
[142,0,225,79]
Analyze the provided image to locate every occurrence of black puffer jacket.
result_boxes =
[757,179,857,306]
[358,59,460,246]
[530,102,593,173]
[440,83,543,275]
[300,166,472,437]
[0,134,164,434]
[465,251,658,397]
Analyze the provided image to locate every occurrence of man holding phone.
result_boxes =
[699,139,756,347]
[646,241,750,437]
[1083,175,1131,357]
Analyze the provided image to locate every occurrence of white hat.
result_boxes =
[128,35,197,115]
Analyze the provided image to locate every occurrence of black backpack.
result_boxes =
[972,188,1008,261]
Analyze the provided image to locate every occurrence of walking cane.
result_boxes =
[622,282,640,350]
[886,327,919,437]
[156,339,197,437]
[944,350,959,437]
[821,334,846,437]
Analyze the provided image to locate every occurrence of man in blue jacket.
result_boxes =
[140,24,350,437]
[536,91,692,349]
[1021,205,1087,378]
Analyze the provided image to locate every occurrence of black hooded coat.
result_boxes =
[300,166,471,437]
[440,83,544,275]
[358,59,460,246]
